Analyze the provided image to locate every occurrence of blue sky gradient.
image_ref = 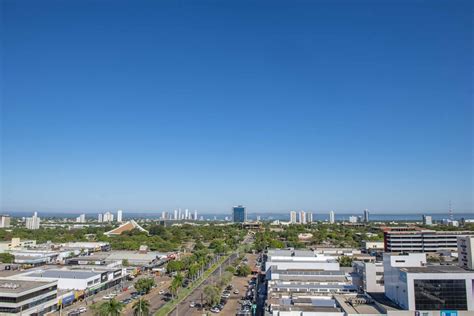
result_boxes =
[1,0,473,213]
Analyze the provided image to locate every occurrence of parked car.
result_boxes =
[189,301,196,308]
[78,307,87,313]
[159,290,165,294]
[234,289,239,294]
[210,306,221,313]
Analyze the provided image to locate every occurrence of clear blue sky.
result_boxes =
[1,0,472,214]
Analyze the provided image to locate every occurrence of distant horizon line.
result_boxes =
[2,209,472,215]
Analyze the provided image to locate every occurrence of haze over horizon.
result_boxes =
[2,0,473,214]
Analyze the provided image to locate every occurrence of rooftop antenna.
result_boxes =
[449,200,453,220]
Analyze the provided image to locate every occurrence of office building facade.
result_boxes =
[458,236,474,270]
[232,205,246,223]
[383,228,474,252]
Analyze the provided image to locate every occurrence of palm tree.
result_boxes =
[169,273,184,299]
[92,299,124,316]
[133,298,150,316]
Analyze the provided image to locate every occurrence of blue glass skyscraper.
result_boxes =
[233,205,246,223]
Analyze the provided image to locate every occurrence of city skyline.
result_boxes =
[2,0,472,213]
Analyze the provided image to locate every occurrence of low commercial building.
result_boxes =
[383,253,474,312]
[265,249,340,273]
[383,228,474,252]
[8,267,128,297]
[362,241,385,253]
[0,278,58,315]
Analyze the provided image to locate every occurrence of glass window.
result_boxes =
[414,279,467,310]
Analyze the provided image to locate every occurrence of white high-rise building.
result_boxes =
[329,210,335,224]
[76,214,86,223]
[0,215,11,228]
[103,211,114,222]
[422,214,432,226]
[26,212,41,230]
[117,210,123,222]
[185,209,189,220]
[178,208,182,220]
[161,211,166,220]
[299,211,306,224]
[290,211,297,224]
[194,210,198,220]
[98,213,103,222]
[307,212,313,223]
[174,210,178,220]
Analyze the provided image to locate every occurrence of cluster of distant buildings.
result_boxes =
[160,208,200,221]
[286,209,371,225]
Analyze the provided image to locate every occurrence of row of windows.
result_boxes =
[0,286,57,303]
[0,294,57,313]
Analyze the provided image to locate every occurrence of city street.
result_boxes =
[56,273,171,316]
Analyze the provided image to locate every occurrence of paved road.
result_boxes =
[169,234,254,316]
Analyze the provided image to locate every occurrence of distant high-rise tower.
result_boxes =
[76,214,86,223]
[290,211,297,224]
[98,213,103,222]
[174,210,178,220]
[185,209,189,220]
[422,215,432,226]
[117,210,123,222]
[329,210,335,224]
[0,215,11,228]
[194,210,198,220]
[363,209,370,223]
[26,212,41,230]
[299,211,306,224]
[233,205,246,223]
[449,200,453,220]
[307,212,313,223]
[103,211,114,222]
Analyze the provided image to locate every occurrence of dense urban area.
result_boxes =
[0,207,472,316]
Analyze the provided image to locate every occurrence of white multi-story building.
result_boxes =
[0,279,58,315]
[185,209,189,220]
[265,249,339,273]
[383,227,474,252]
[348,216,358,223]
[422,214,432,225]
[458,236,474,270]
[117,210,123,222]
[329,210,335,224]
[289,211,297,224]
[0,215,11,228]
[194,210,198,220]
[299,210,306,224]
[173,210,178,220]
[25,212,40,230]
[353,261,384,293]
[98,213,103,222]
[103,212,114,222]
[383,252,474,311]
[76,214,86,223]
[307,212,313,223]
